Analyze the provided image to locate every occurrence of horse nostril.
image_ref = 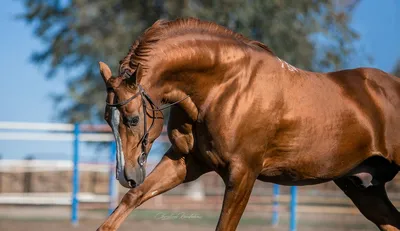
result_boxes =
[124,115,140,127]
[128,179,137,188]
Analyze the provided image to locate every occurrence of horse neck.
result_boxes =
[141,39,258,120]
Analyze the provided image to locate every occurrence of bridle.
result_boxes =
[106,84,189,167]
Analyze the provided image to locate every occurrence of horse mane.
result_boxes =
[119,17,275,76]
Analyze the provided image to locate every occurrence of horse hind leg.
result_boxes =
[334,157,400,231]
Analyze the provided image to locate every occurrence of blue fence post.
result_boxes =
[108,141,117,215]
[272,184,280,226]
[290,186,298,231]
[71,123,80,226]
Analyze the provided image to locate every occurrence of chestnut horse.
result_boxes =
[97,18,400,231]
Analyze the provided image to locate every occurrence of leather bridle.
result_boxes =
[106,85,189,167]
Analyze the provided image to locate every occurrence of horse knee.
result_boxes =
[121,188,144,207]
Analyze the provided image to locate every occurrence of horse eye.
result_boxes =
[124,115,139,126]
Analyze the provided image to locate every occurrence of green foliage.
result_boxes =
[19,0,363,123]
[394,61,400,77]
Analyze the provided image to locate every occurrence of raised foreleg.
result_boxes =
[97,148,209,231]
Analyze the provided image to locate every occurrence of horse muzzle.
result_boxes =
[121,164,146,188]
[114,141,146,188]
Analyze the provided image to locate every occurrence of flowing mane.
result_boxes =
[119,17,275,76]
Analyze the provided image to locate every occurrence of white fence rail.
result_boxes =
[0,121,75,131]
[0,122,113,142]
[0,193,110,205]
[0,160,110,173]
[0,132,113,142]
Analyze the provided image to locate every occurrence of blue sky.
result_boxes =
[0,0,399,161]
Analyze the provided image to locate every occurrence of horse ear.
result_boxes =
[125,63,143,86]
[99,61,112,83]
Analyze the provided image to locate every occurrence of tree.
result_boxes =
[394,61,400,77]
[19,0,363,123]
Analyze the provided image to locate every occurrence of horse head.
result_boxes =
[99,61,164,188]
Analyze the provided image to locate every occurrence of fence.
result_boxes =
[0,121,299,230]
[0,121,117,226]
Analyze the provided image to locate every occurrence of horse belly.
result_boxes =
[258,166,334,186]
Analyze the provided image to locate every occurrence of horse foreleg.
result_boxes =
[216,165,258,231]
[97,148,209,231]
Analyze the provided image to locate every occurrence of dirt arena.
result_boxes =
[0,205,378,231]
[0,219,376,231]
[1,171,398,230]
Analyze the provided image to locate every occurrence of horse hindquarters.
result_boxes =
[334,177,400,231]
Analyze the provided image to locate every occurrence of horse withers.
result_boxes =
[97,18,400,231]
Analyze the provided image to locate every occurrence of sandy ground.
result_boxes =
[0,219,378,231]
[0,205,378,231]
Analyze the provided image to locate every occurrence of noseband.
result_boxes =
[106,85,189,167]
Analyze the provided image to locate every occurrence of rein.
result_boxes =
[106,85,189,167]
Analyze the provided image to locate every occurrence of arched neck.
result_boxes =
[138,38,274,121]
